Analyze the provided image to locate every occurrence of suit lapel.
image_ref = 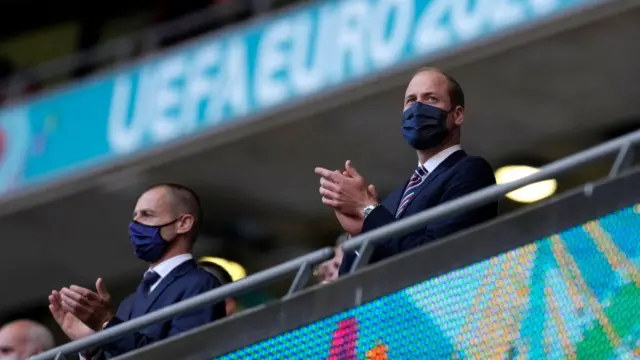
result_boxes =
[142,259,196,314]
[398,150,466,218]
[383,185,406,214]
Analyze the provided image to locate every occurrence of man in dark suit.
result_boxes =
[315,67,498,276]
[48,183,226,358]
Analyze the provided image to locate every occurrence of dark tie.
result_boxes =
[396,165,428,218]
[140,271,160,295]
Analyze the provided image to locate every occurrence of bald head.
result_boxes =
[0,320,54,359]
[151,183,201,233]
[134,183,202,248]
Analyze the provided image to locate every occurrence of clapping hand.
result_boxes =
[315,160,378,236]
[57,278,115,331]
[49,290,95,341]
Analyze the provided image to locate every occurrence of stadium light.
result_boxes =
[495,165,557,203]
[198,256,247,282]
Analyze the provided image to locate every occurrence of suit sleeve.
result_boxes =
[362,158,498,263]
[102,276,225,356]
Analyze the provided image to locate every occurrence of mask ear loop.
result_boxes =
[132,217,180,229]
[163,214,195,241]
[173,213,197,236]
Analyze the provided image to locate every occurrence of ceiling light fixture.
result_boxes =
[494,165,557,203]
[198,256,247,282]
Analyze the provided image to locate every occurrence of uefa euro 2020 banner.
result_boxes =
[221,205,640,359]
[0,0,601,194]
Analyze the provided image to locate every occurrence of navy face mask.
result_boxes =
[402,102,452,150]
[128,219,178,263]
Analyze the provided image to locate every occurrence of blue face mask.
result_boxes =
[128,219,178,263]
[402,102,452,150]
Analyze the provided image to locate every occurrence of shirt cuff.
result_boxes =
[104,317,124,330]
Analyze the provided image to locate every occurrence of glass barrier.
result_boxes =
[220,204,640,359]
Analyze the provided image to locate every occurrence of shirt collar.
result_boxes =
[421,144,462,173]
[149,253,193,279]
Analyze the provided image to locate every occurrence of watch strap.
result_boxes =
[362,204,379,219]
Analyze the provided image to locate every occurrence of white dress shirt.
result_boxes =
[146,253,193,292]
[421,144,462,173]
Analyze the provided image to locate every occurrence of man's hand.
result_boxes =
[315,160,378,217]
[49,290,95,341]
[316,247,344,283]
[335,169,379,236]
[59,278,115,331]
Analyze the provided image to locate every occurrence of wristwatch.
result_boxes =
[362,204,379,220]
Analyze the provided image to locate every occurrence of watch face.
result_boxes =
[363,205,376,218]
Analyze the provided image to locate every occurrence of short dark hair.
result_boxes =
[414,67,465,109]
[148,183,203,240]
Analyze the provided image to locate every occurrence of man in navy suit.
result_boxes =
[315,67,498,276]
[48,183,226,358]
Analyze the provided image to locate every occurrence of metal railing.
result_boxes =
[0,0,284,103]
[30,129,639,360]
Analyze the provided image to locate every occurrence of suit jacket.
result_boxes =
[101,260,226,357]
[339,150,498,275]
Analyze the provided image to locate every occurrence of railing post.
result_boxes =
[349,240,375,273]
[609,141,635,177]
[53,352,66,360]
[285,262,312,298]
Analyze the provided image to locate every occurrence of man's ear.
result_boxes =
[454,105,464,126]
[177,214,195,234]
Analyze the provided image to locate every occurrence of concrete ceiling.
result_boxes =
[0,0,639,318]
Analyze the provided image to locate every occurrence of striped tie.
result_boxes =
[396,165,428,218]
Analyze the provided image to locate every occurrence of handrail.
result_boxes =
[30,129,640,360]
[0,0,278,102]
